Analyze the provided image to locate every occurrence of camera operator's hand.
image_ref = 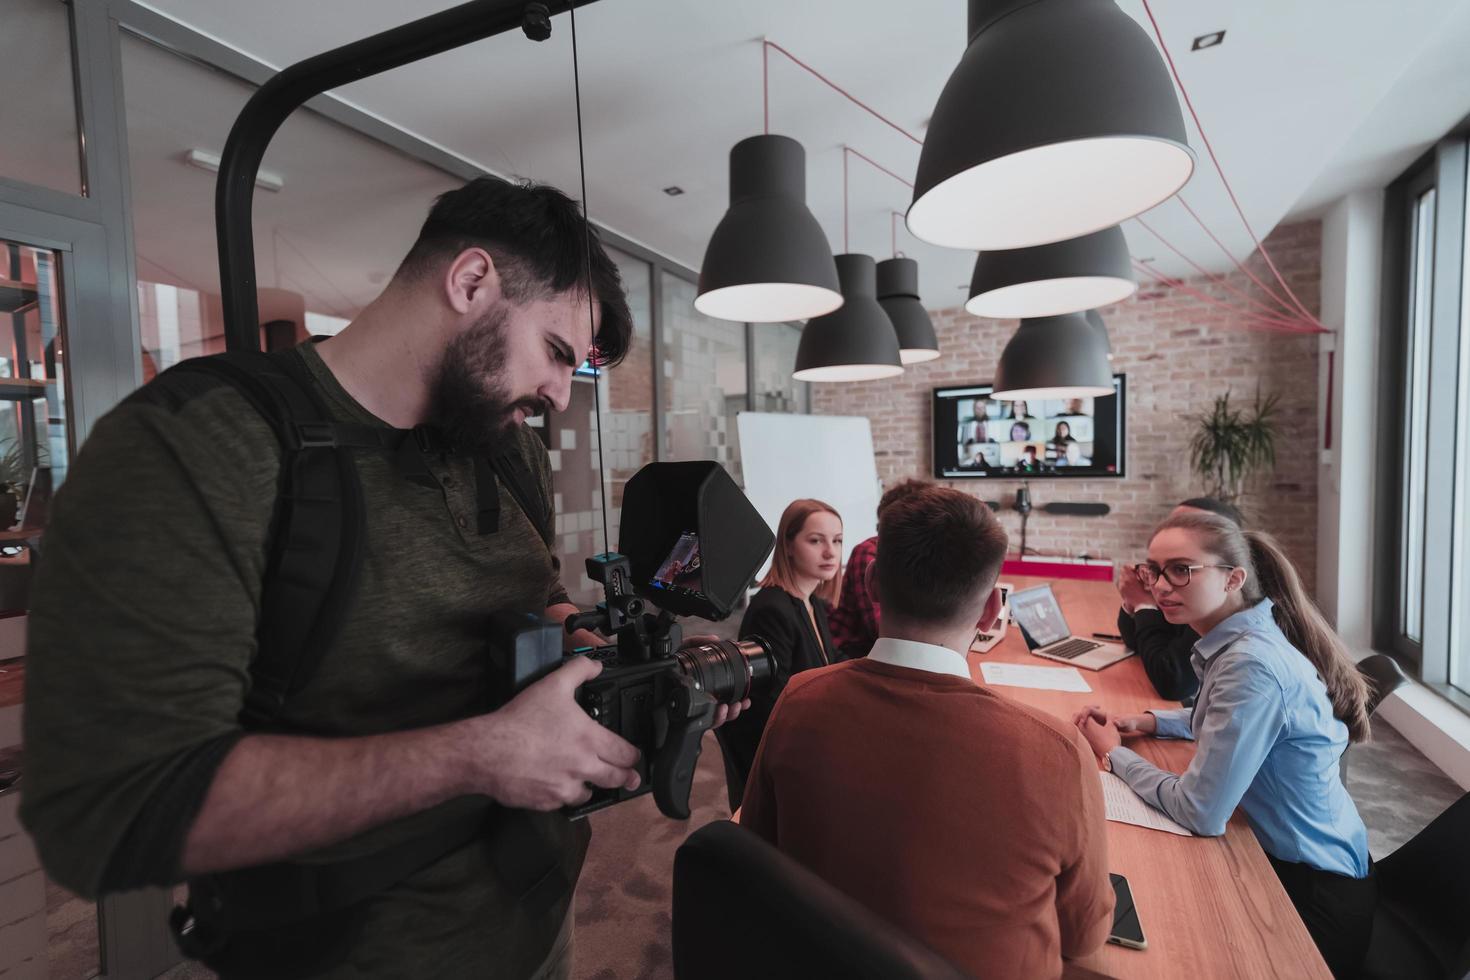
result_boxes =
[467,656,640,810]
[681,634,752,728]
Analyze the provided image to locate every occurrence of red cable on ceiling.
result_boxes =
[1139,0,1327,330]
[762,40,925,146]
[1173,196,1321,327]
[1133,261,1325,334]
[1131,215,1313,329]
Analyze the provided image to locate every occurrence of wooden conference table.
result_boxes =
[975,575,1330,979]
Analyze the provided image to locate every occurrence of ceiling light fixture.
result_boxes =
[793,254,903,382]
[966,225,1136,319]
[877,257,939,364]
[185,148,283,193]
[1086,309,1115,362]
[1191,30,1225,51]
[696,135,842,323]
[991,312,1115,400]
[908,0,1194,250]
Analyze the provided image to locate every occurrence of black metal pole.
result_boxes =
[216,0,601,352]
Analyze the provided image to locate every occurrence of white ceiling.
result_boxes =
[130,0,1470,314]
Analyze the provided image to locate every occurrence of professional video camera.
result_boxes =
[490,461,776,820]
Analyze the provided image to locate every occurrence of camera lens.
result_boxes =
[674,637,772,703]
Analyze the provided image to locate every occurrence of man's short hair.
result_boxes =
[397,176,634,366]
[877,485,1008,625]
[1176,496,1244,526]
[877,478,931,519]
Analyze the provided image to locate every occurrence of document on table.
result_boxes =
[978,662,1092,693]
[1099,772,1194,836]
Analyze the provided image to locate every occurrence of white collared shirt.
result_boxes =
[866,637,973,681]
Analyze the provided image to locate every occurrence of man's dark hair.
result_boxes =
[877,485,1008,625]
[1177,496,1244,526]
[398,176,634,366]
[877,478,931,518]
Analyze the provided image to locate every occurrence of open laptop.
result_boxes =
[1008,583,1134,671]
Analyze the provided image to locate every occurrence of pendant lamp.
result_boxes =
[908,0,1194,250]
[793,254,904,382]
[696,135,844,323]
[876,257,940,364]
[1086,309,1115,361]
[991,312,1114,400]
[966,226,1136,318]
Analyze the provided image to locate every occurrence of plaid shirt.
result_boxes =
[828,536,880,660]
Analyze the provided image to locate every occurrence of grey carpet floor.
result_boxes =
[57,716,1468,980]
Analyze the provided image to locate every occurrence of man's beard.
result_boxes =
[428,304,549,451]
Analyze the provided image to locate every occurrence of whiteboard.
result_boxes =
[737,412,882,578]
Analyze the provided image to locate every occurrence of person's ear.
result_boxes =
[865,560,880,603]
[980,586,1003,629]
[1226,567,1248,593]
[442,247,502,316]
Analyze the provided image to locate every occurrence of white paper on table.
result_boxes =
[978,661,1092,693]
[1099,772,1195,836]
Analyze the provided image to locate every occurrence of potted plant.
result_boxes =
[0,439,29,529]
[1188,387,1281,503]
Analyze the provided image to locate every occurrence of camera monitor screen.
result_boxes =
[650,531,704,599]
[931,375,1126,480]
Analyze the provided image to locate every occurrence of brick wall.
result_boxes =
[811,221,1322,597]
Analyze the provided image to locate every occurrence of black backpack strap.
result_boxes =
[158,350,366,729]
[488,445,553,547]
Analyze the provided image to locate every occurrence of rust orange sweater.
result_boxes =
[742,657,1114,980]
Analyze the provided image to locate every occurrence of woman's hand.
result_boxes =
[1071,706,1157,762]
[1116,566,1152,614]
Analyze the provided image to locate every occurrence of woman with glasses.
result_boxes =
[1073,511,1374,978]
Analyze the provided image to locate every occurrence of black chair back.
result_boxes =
[1363,791,1470,980]
[672,820,972,980]
[1358,654,1410,717]
[1342,654,1413,785]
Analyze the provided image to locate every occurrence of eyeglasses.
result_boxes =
[1133,561,1236,589]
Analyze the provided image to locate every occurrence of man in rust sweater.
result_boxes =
[742,485,1114,979]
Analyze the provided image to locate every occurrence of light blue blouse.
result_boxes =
[1108,599,1370,878]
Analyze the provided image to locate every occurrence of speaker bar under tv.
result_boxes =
[932,376,1126,480]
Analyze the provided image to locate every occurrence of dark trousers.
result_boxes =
[1268,854,1377,979]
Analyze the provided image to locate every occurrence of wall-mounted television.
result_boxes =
[932,376,1126,480]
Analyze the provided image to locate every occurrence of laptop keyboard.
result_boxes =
[1045,638,1102,660]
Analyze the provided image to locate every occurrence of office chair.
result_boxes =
[672,820,971,980]
[1359,654,1410,717]
[1341,654,1412,784]
[1361,792,1470,980]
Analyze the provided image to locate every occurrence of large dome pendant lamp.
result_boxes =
[793,254,904,382]
[1086,308,1115,361]
[991,312,1114,401]
[908,0,1194,251]
[966,225,1136,318]
[696,135,843,323]
[876,257,940,364]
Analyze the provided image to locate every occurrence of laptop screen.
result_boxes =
[1009,584,1072,649]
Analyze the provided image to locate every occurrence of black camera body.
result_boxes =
[490,461,775,820]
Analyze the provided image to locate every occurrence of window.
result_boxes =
[0,0,83,196]
[659,273,747,482]
[1401,188,1435,644]
[121,32,463,371]
[751,321,809,413]
[1381,125,1470,709]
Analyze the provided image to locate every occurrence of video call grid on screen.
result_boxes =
[930,375,1127,480]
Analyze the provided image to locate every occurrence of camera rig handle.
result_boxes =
[652,681,718,820]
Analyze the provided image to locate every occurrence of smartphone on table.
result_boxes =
[1108,873,1147,950]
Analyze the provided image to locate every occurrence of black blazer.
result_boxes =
[1117,606,1200,702]
[715,587,835,809]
